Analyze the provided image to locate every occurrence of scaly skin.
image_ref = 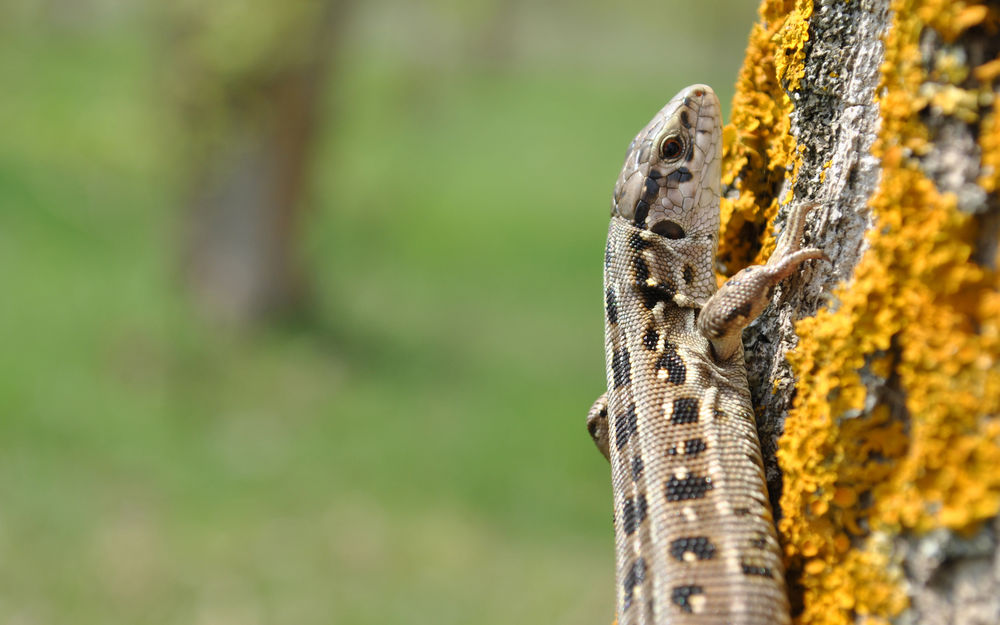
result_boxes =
[588,85,824,624]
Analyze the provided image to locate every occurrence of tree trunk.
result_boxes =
[167,1,349,324]
[725,1,1000,623]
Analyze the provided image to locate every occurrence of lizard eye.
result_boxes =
[660,135,684,161]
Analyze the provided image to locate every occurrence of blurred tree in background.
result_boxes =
[166,1,351,323]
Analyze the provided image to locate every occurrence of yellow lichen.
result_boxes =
[980,97,1000,193]
[773,7,812,92]
[931,49,971,84]
[720,0,813,273]
[920,83,980,122]
[724,1,1000,624]
[819,160,832,183]
[973,58,1000,82]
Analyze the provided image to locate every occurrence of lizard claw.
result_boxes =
[770,202,823,261]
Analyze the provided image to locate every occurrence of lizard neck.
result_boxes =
[606,217,717,311]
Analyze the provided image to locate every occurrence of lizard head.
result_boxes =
[611,84,722,242]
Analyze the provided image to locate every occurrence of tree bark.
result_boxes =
[724,1,1000,624]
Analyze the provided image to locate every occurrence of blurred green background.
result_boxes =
[0,1,757,623]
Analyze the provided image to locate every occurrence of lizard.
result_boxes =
[586,84,826,625]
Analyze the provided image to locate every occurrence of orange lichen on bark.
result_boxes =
[719,0,813,272]
[769,1,1000,625]
[980,97,1000,194]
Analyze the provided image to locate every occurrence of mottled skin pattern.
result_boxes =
[588,85,824,624]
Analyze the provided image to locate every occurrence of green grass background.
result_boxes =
[0,1,756,623]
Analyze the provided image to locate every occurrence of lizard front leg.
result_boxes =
[698,202,827,360]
